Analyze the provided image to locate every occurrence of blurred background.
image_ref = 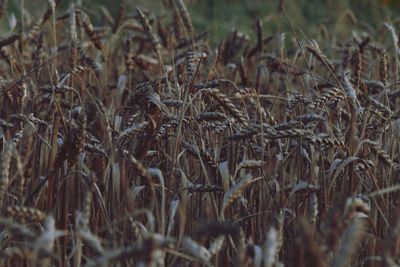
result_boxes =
[6,0,400,42]
[72,0,400,40]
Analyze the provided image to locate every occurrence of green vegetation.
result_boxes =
[73,0,400,41]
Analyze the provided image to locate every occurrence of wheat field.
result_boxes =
[0,0,399,266]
